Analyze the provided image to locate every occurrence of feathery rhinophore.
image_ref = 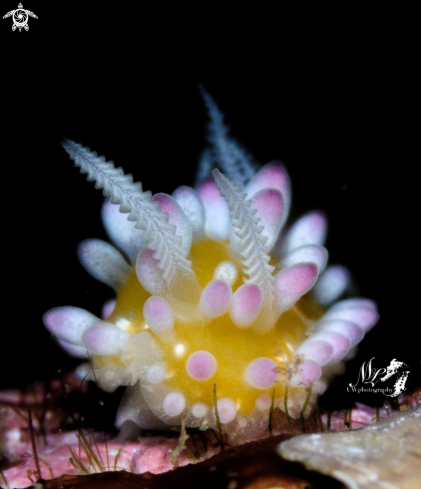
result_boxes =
[61,139,196,290]
[212,169,275,302]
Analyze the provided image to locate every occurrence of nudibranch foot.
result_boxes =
[44,90,379,440]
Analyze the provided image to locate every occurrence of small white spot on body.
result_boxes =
[255,393,272,411]
[216,398,237,424]
[191,402,208,418]
[213,261,238,285]
[146,364,166,383]
[238,417,247,428]
[163,392,186,417]
[115,317,131,331]
[174,343,186,357]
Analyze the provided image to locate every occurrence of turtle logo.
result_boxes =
[3,3,38,32]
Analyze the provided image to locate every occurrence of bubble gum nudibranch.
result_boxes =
[43,89,379,440]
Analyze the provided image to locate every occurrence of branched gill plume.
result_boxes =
[200,85,258,187]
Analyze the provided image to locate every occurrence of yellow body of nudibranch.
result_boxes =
[43,92,379,440]
[100,238,323,419]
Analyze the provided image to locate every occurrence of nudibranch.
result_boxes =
[43,91,379,440]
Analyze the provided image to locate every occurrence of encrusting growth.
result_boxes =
[43,90,379,441]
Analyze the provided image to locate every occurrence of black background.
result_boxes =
[1,4,419,411]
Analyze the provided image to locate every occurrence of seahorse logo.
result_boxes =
[382,359,411,397]
[3,3,38,32]
[348,357,410,397]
